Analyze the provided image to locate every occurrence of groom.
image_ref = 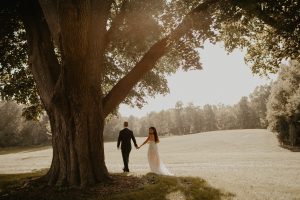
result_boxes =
[117,121,138,172]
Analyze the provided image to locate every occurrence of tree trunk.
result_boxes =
[289,122,297,147]
[44,72,109,187]
[20,0,110,187]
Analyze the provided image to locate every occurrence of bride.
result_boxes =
[138,127,173,175]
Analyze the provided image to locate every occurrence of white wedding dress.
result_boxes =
[147,141,173,175]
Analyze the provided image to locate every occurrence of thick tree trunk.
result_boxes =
[20,0,111,187]
[45,105,109,187]
[44,73,109,187]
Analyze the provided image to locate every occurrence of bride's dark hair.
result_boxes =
[149,127,159,143]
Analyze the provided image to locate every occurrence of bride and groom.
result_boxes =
[117,121,172,175]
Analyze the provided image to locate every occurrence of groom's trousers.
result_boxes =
[121,147,131,171]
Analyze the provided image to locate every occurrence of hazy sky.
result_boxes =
[119,42,276,117]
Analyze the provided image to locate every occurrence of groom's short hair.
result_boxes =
[124,121,128,127]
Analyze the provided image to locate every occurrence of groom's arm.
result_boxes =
[117,132,121,148]
[131,132,138,148]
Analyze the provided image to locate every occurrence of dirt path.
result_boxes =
[0,129,299,200]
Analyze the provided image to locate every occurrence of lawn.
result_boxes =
[0,170,233,200]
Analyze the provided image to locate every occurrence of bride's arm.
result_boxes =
[139,136,149,148]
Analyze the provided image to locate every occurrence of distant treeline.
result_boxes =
[0,101,50,147]
[1,61,299,147]
[104,84,271,141]
[105,61,300,147]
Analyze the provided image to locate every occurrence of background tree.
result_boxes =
[191,106,205,133]
[185,103,198,134]
[103,84,271,139]
[103,114,124,141]
[174,101,185,134]
[267,60,300,146]
[249,84,272,128]
[236,96,258,129]
[215,104,237,130]
[0,101,49,147]
[203,104,218,131]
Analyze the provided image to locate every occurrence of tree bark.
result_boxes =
[20,0,111,187]
[45,84,109,187]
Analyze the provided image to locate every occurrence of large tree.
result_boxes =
[0,0,216,187]
[1,0,299,187]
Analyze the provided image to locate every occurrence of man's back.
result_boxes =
[118,128,137,149]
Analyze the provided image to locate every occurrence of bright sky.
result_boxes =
[119,42,276,117]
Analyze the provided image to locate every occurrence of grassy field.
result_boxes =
[0,171,233,200]
[0,145,51,155]
[1,129,300,199]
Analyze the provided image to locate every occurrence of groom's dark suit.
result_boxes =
[117,128,138,172]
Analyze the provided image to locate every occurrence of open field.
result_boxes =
[0,129,299,200]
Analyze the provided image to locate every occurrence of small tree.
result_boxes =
[203,104,217,131]
[236,97,258,129]
[0,101,49,147]
[249,84,272,128]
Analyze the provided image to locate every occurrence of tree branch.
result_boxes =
[103,38,169,116]
[20,0,60,109]
[102,0,218,117]
[231,0,297,34]
[39,0,60,45]
[104,0,129,49]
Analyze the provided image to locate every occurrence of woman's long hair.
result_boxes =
[150,127,159,143]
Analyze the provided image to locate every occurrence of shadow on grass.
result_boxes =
[108,173,234,200]
[0,171,234,200]
[0,169,48,193]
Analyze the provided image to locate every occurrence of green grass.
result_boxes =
[106,173,234,200]
[0,169,48,192]
[0,171,234,200]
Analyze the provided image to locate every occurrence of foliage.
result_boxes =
[0,172,232,200]
[0,101,50,147]
[212,0,300,75]
[266,60,300,145]
[0,6,42,120]
[0,0,212,118]
[249,84,272,128]
[1,0,299,118]
[236,96,259,129]
[104,84,271,140]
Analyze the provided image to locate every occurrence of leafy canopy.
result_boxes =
[1,0,299,119]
